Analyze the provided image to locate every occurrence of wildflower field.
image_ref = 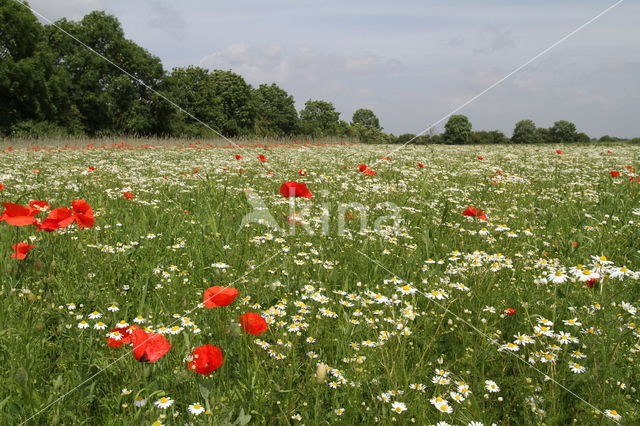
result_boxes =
[1,141,639,426]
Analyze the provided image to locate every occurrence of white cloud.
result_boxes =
[200,44,400,85]
[146,0,186,41]
[198,44,402,122]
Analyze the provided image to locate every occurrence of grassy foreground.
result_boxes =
[1,142,639,425]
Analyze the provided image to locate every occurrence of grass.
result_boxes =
[0,142,639,425]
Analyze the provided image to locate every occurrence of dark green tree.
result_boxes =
[575,132,591,143]
[351,109,380,130]
[253,83,298,137]
[394,133,416,144]
[549,120,578,143]
[163,67,223,137]
[208,70,255,137]
[443,115,472,144]
[537,127,553,144]
[511,120,539,144]
[471,130,509,144]
[599,135,623,142]
[351,108,385,143]
[299,100,340,137]
[0,0,41,61]
[43,11,168,135]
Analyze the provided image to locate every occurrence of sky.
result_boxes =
[25,0,640,138]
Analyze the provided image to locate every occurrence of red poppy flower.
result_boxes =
[239,312,268,335]
[625,165,634,172]
[610,171,621,177]
[123,192,135,200]
[235,154,243,160]
[280,182,313,198]
[476,156,485,160]
[187,344,224,375]
[106,327,135,348]
[36,207,75,231]
[363,168,377,175]
[71,199,95,229]
[87,166,96,172]
[462,206,487,221]
[417,163,425,168]
[28,200,50,211]
[0,183,4,191]
[131,329,171,363]
[0,203,40,226]
[10,242,35,260]
[203,286,239,308]
[555,149,564,155]
[298,169,307,176]
[504,308,517,316]
[358,164,368,172]
[585,278,599,289]
[258,154,267,163]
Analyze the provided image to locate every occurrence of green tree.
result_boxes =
[549,120,578,143]
[43,11,168,136]
[471,130,509,144]
[443,115,472,144]
[165,68,255,137]
[299,100,340,137]
[599,135,623,142]
[208,70,255,137]
[511,120,539,144]
[575,132,591,143]
[351,109,380,130]
[537,127,553,144]
[351,108,385,143]
[163,66,223,137]
[394,133,416,144]
[253,83,298,137]
[0,0,41,60]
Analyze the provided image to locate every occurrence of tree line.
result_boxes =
[398,116,639,145]
[1,1,636,144]
[0,3,385,141]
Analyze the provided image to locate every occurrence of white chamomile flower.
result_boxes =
[604,409,622,421]
[391,401,407,413]
[485,380,500,393]
[188,402,205,415]
[568,362,586,373]
[154,397,174,409]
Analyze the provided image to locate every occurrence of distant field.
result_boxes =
[1,143,639,425]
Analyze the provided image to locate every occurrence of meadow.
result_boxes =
[0,141,639,426]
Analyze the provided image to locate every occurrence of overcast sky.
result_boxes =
[26,0,640,138]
